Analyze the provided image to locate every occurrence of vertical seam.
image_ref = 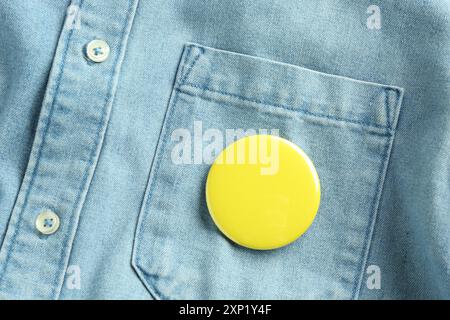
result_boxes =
[133,89,180,301]
[351,138,391,299]
[385,89,391,129]
[178,45,204,86]
[0,0,85,291]
[53,0,136,299]
[132,44,203,299]
[352,90,403,299]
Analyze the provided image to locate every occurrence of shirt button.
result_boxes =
[85,39,110,63]
[35,210,60,235]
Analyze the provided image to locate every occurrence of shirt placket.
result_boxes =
[0,0,139,299]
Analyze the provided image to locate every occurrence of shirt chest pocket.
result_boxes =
[132,44,403,299]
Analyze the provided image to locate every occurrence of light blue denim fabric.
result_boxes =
[0,0,448,299]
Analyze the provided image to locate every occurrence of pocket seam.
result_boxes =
[132,45,206,300]
[178,45,205,86]
[132,93,185,301]
[178,83,396,133]
[352,89,404,299]
[179,44,404,131]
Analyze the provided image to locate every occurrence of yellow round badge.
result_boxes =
[206,135,320,250]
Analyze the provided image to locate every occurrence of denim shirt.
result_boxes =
[0,0,448,299]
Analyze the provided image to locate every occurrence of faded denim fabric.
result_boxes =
[0,0,448,299]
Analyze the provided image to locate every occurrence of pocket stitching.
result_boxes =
[352,90,404,299]
[178,82,396,132]
[351,136,391,299]
[178,45,205,86]
[133,44,207,300]
[180,44,404,131]
[132,90,182,301]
